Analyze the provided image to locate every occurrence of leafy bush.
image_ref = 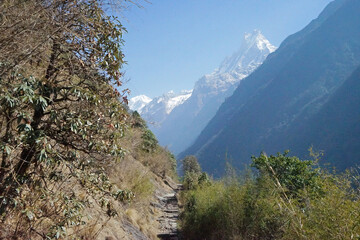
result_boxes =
[180,152,360,240]
[168,151,178,174]
[251,151,322,197]
[181,155,210,190]
[182,155,202,175]
[183,172,211,190]
[131,111,147,129]
[141,129,158,153]
[181,176,286,239]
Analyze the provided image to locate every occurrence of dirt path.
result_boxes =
[156,182,183,240]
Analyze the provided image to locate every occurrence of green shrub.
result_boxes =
[131,111,147,129]
[181,156,211,190]
[251,151,322,197]
[283,173,360,240]
[141,129,158,153]
[180,152,360,240]
[181,178,287,240]
[130,172,155,201]
[168,151,177,174]
[182,155,202,175]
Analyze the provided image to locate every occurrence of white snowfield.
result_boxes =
[128,95,152,113]
[164,90,193,114]
[129,90,193,126]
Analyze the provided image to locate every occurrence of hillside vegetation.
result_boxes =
[180,152,360,240]
[0,1,177,239]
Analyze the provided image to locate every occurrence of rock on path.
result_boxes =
[156,183,183,240]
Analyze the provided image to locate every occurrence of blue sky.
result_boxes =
[119,0,333,98]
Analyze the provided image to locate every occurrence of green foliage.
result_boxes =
[181,176,286,239]
[180,153,360,240]
[251,151,322,197]
[181,155,210,190]
[141,129,158,153]
[131,111,147,129]
[183,172,211,190]
[183,172,200,190]
[198,172,211,186]
[182,155,201,175]
[168,151,177,173]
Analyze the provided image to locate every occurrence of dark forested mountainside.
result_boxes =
[181,0,360,176]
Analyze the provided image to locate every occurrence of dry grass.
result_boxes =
[85,120,178,239]
[0,105,178,239]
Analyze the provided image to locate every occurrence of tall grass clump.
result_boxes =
[180,151,360,240]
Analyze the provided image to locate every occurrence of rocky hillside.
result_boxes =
[0,1,179,239]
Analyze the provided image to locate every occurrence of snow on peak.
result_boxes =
[244,29,277,52]
[216,29,277,76]
[128,95,152,113]
[130,30,276,134]
[139,89,193,126]
[165,90,193,114]
[151,90,193,114]
[194,30,276,93]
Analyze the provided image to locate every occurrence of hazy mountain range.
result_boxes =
[130,30,276,154]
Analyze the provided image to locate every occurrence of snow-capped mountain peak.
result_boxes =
[128,30,276,154]
[217,29,276,75]
[194,30,276,94]
[165,90,193,114]
[128,95,152,113]
[146,90,192,115]
[244,29,277,52]
[129,90,193,127]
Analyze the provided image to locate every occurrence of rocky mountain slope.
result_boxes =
[181,0,360,176]
[282,66,360,170]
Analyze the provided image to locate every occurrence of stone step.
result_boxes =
[157,181,182,239]
[164,209,179,213]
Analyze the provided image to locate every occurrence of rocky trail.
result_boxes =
[155,181,183,240]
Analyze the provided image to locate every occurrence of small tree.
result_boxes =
[131,111,147,128]
[141,129,158,153]
[182,155,201,175]
[251,151,322,197]
[181,155,209,190]
[0,0,135,237]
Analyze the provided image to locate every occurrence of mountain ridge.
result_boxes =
[154,30,276,154]
[181,0,360,176]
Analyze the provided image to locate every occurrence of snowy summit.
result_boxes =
[216,29,276,78]
[151,29,277,154]
[128,95,152,113]
[128,90,193,126]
